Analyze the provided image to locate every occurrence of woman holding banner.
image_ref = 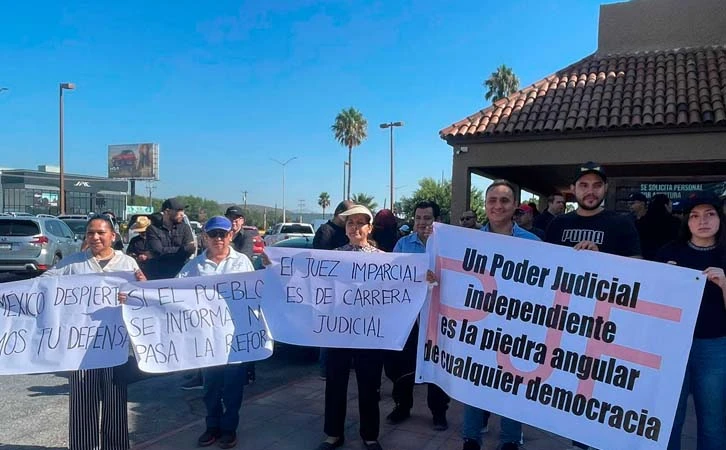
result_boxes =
[659,191,726,450]
[316,204,385,450]
[43,214,145,450]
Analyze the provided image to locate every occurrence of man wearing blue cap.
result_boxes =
[177,216,254,449]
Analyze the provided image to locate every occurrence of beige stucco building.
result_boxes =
[441,0,726,220]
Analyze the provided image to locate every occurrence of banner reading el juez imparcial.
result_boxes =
[416,223,705,450]
[263,247,429,350]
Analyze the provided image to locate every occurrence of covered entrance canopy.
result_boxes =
[440,0,726,220]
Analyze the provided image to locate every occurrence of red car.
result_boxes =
[243,225,265,258]
[111,149,137,168]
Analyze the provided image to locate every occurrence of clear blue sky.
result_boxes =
[0,0,621,212]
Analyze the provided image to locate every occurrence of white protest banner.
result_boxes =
[121,270,272,373]
[416,223,704,450]
[263,247,429,350]
[0,273,131,375]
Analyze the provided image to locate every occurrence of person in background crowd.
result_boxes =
[527,201,540,218]
[177,216,255,450]
[144,197,196,280]
[513,204,545,240]
[462,180,538,450]
[387,201,450,431]
[316,204,384,450]
[371,209,399,252]
[459,210,482,229]
[628,192,648,222]
[225,206,254,259]
[532,192,566,231]
[224,205,257,384]
[398,224,411,236]
[660,191,726,450]
[545,162,641,450]
[126,216,152,274]
[43,214,146,450]
[313,200,353,379]
[314,200,354,250]
[637,193,682,260]
[101,210,125,250]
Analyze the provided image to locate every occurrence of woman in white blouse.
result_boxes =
[44,214,145,450]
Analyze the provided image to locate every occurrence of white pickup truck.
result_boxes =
[264,222,315,246]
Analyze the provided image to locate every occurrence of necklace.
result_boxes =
[93,249,115,260]
[687,241,717,251]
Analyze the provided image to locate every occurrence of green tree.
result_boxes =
[318,192,331,217]
[177,196,222,222]
[399,177,484,224]
[350,193,378,212]
[484,64,520,103]
[331,107,367,199]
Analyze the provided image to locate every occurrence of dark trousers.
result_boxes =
[69,367,128,450]
[324,347,383,441]
[203,364,246,432]
[383,322,450,415]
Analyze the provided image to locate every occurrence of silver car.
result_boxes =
[0,217,82,273]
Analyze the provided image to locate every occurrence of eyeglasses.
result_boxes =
[460,216,475,221]
[206,230,228,239]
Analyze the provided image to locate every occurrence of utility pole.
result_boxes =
[297,199,305,222]
[146,182,156,208]
[242,190,248,211]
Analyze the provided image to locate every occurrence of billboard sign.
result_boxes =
[108,143,159,180]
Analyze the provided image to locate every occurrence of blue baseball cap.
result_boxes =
[204,216,232,233]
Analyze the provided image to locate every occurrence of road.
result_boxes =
[0,345,318,449]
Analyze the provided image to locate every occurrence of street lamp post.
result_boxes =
[271,157,297,223]
[343,161,349,202]
[379,121,404,214]
[59,82,75,215]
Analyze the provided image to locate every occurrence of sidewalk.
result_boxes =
[132,374,696,450]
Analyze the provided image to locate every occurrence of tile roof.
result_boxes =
[441,46,726,140]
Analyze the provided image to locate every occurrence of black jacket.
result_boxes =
[313,220,348,250]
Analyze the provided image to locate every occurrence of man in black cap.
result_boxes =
[144,197,197,280]
[546,163,641,450]
[628,192,648,222]
[313,200,353,251]
[225,206,255,260]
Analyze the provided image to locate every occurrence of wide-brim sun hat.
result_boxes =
[338,204,374,223]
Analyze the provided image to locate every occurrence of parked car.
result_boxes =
[0,216,82,273]
[253,235,312,270]
[263,222,315,246]
[241,225,265,265]
[59,217,90,242]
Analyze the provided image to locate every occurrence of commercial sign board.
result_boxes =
[108,143,159,180]
[126,205,153,215]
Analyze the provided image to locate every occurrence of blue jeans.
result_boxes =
[462,405,521,445]
[203,364,247,432]
[668,336,726,450]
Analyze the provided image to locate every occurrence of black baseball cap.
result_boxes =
[683,191,722,214]
[574,162,607,184]
[162,197,186,211]
[628,193,648,203]
[225,206,245,218]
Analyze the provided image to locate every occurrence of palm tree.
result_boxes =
[351,193,378,212]
[318,192,331,217]
[483,65,520,103]
[331,107,367,199]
